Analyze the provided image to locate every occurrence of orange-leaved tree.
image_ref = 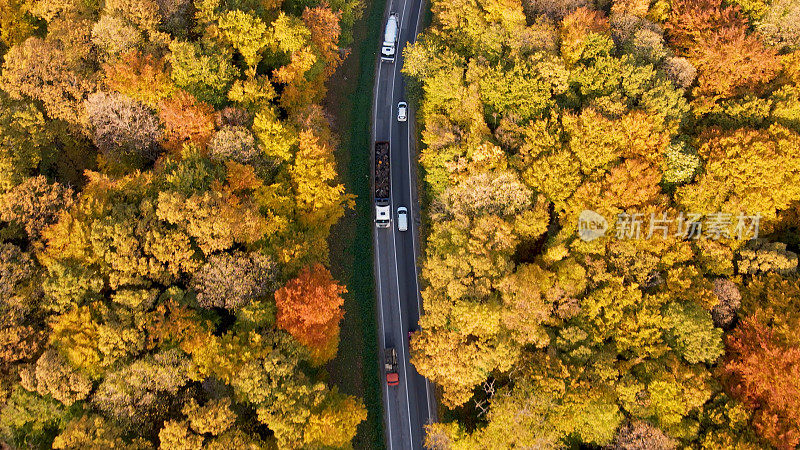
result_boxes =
[724,314,800,449]
[158,91,216,155]
[302,3,344,80]
[275,264,345,365]
[666,0,780,100]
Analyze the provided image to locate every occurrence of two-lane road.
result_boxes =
[371,0,435,447]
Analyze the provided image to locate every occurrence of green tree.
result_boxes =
[474,56,567,121]
[0,94,54,191]
[663,301,724,364]
[0,387,70,447]
[217,10,269,73]
[697,394,762,450]
[168,40,238,105]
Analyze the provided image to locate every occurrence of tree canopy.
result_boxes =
[406,0,800,446]
[0,0,364,446]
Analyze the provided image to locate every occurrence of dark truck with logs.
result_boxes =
[374,141,391,228]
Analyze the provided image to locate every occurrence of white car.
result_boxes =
[397,102,408,122]
[397,207,408,231]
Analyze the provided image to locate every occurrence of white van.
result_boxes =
[397,207,408,232]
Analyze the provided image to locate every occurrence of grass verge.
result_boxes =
[324,0,386,448]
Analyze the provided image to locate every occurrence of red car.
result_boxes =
[385,348,399,386]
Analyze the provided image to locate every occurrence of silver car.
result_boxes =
[397,207,408,231]
[397,102,408,122]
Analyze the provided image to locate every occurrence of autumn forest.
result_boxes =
[1,0,800,445]
[404,0,800,446]
[0,0,369,446]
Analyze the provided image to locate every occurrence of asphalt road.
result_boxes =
[371,0,436,447]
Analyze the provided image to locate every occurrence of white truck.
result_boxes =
[381,13,399,62]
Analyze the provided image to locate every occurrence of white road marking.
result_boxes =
[378,2,414,447]
[387,2,416,442]
[373,55,396,450]
[390,205,415,449]
[405,0,435,426]
[374,235,394,450]
[376,0,438,445]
